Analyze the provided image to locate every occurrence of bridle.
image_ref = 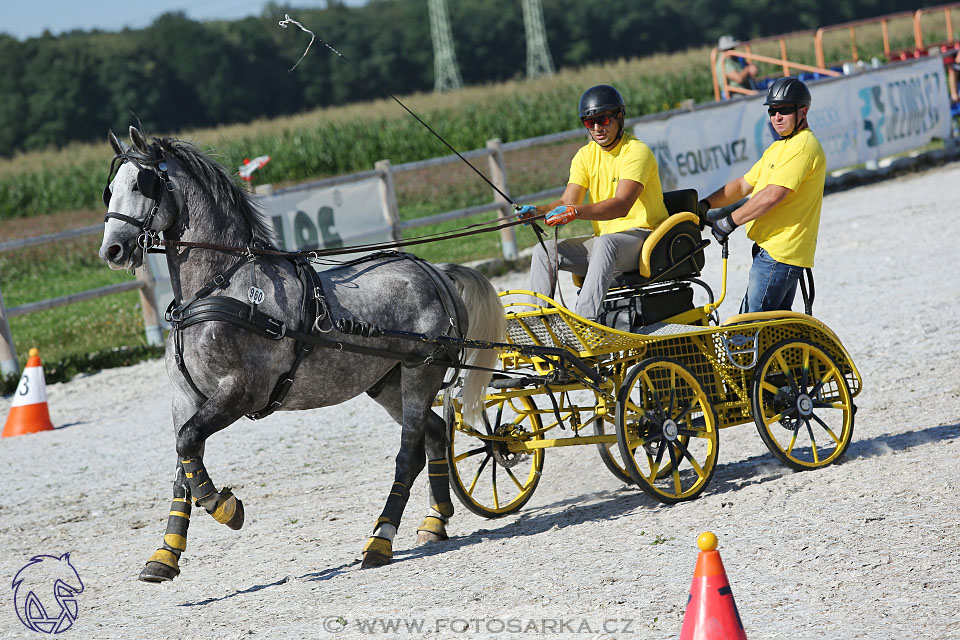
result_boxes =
[103,148,178,250]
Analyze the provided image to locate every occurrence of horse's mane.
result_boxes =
[150,137,275,243]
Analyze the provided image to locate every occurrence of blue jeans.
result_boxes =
[739,245,805,314]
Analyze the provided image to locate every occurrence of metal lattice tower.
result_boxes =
[428,0,462,92]
[522,0,554,78]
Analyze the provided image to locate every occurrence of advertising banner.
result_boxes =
[147,177,388,327]
[634,56,951,199]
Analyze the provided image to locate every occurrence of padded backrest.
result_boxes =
[662,188,699,216]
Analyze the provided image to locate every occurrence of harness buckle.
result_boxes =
[213,274,227,288]
[265,318,286,339]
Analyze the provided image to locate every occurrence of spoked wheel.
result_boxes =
[751,338,854,471]
[594,417,633,484]
[595,418,684,483]
[446,393,545,518]
[615,357,719,504]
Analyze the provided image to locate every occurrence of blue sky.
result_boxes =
[3,1,368,40]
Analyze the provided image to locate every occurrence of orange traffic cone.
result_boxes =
[679,531,747,640]
[2,348,55,438]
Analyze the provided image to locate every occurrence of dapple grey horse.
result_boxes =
[99,127,505,582]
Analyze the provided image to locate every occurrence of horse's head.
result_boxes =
[99,126,179,271]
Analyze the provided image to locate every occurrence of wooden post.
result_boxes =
[485,138,518,261]
[0,284,19,376]
[375,159,402,242]
[136,263,164,347]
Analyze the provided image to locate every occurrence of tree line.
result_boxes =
[0,0,943,157]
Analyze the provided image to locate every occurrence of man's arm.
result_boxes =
[727,184,791,225]
[703,177,754,209]
[536,179,643,221]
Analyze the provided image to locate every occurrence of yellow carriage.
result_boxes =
[443,191,862,516]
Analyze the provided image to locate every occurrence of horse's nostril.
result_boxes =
[107,244,122,259]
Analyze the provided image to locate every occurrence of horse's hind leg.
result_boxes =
[140,463,192,582]
[363,366,452,567]
[416,410,454,545]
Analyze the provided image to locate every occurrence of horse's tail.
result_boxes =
[440,264,506,427]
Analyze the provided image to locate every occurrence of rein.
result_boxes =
[146,212,546,260]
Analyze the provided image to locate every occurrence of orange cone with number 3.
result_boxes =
[3,348,54,438]
[679,531,747,640]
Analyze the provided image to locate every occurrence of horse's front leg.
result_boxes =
[362,367,449,567]
[139,462,192,582]
[139,387,247,582]
[175,391,248,529]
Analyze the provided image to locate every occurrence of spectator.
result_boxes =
[717,34,758,98]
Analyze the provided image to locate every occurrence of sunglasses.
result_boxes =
[582,113,614,129]
[768,105,799,117]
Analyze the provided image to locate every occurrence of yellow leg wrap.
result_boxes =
[164,534,187,552]
[432,502,455,518]
[211,495,237,525]
[148,548,180,570]
[417,516,448,540]
[375,516,393,529]
[362,536,393,561]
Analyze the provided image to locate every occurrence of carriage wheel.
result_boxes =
[446,393,545,518]
[615,357,719,504]
[751,338,854,471]
[594,418,633,484]
[594,418,686,483]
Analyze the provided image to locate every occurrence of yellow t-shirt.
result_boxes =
[568,133,668,236]
[742,128,826,268]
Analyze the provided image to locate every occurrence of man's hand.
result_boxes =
[516,204,538,225]
[545,204,577,227]
[710,213,738,243]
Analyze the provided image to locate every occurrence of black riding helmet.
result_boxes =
[579,85,626,147]
[764,77,811,138]
[763,76,812,107]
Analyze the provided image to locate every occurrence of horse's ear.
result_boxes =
[129,126,150,154]
[108,130,123,156]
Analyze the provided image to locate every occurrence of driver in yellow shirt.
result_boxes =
[517,85,668,320]
[698,77,825,313]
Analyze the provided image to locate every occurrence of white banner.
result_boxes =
[635,56,952,199]
[147,176,388,328]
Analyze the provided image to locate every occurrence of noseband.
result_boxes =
[103,148,177,249]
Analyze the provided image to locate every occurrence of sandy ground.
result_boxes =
[2,163,960,640]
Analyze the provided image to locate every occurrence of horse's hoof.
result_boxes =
[225,497,244,530]
[361,550,392,568]
[416,530,447,545]
[139,561,179,583]
[211,490,245,530]
[416,515,448,544]
[361,536,393,568]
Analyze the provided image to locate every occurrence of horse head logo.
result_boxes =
[12,553,84,634]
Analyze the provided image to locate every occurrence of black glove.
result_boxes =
[696,199,711,229]
[710,213,738,243]
[697,199,710,217]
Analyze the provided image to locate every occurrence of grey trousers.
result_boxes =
[528,228,650,320]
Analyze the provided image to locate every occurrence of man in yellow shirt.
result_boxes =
[518,85,668,320]
[698,77,825,313]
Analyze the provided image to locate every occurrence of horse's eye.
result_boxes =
[132,183,140,193]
